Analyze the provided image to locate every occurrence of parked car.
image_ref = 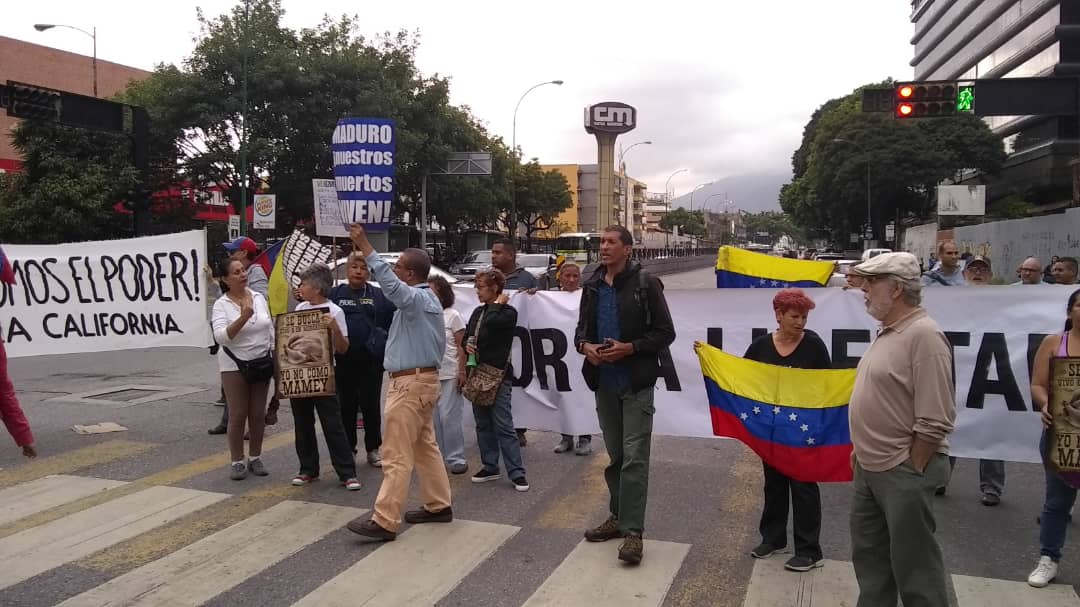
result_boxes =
[518,253,556,280]
[450,250,493,281]
[827,259,862,287]
[861,248,892,261]
[329,253,459,286]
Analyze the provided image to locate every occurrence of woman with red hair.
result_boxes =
[743,288,831,572]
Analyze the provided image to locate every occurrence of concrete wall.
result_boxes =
[640,255,715,276]
[902,222,939,267]
[952,207,1080,280]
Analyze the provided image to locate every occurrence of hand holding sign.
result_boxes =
[349,224,374,257]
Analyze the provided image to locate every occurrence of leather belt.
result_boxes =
[389,367,438,378]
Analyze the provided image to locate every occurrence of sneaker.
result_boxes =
[585,515,623,542]
[230,462,248,480]
[575,437,593,456]
[405,506,453,524]
[554,436,574,453]
[346,518,395,541]
[208,424,227,435]
[751,543,783,559]
[248,458,268,476]
[449,463,469,475]
[367,449,383,468]
[291,474,318,486]
[512,476,530,492]
[517,429,528,447]
[343,478,362,491]
[1028,556,1058,587]
[981,492,1001,507]
[471,469,501,483]
[784,555,824,572]
[618,534,644,565]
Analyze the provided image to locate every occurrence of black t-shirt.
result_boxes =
[743,330,832,370]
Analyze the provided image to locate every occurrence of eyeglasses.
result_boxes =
[966,266,990,275]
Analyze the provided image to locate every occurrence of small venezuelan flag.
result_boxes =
[715,246,835,288]
[253,239,288,316]
[696,343,855,482]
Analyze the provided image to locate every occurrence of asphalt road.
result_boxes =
[0,265,1073,606]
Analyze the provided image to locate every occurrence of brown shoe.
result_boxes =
[618,534,644,565]
[404,506,453,524]
[584,515,623,542]
[346,518,396,541]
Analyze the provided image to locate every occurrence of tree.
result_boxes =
[661,208,705,237]
[780,83,1006,246]
[512,161,573,242]
[742,211,803,244]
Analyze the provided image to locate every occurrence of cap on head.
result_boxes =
[967,255,991,269]
[223,237,258,256]
[849,252,921,281]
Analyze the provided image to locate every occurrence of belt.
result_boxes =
[388,367,438,378]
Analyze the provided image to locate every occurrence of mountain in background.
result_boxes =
[670,172,790,214]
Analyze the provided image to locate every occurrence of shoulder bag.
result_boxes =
[222,346,275,384]
[461,308,508,407]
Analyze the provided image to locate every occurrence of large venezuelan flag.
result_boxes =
[253,239,289,316]
[715,246,835,289]
[697,343,855,482]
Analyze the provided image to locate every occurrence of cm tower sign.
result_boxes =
[585,102,637,233]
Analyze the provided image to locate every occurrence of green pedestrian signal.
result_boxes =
[957,85,974,112]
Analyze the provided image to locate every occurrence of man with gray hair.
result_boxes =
[1014,257,1045,285]
[848,252,956,607]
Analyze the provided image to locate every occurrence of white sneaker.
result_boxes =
[1028,556,1058,587]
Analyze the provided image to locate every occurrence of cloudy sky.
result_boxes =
[2,0,914,197]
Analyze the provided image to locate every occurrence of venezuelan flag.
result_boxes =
[0,246,14,285]
[253,239,288,316]
[715,246,834,288]
[696,343,855,482]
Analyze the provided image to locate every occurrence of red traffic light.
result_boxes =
[897,103,914,117]
[898,85,914,99]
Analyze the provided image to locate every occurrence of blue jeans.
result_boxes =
[434,379,466,466]
[472,380,525,480]
[1040,431,1078,561]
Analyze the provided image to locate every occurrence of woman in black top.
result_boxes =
[462,268,529,492]
[743,288,831,573]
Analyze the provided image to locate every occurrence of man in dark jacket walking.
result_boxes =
[574,226,676,565]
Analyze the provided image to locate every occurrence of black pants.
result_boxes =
[760,462,822,560]
[292,396,356,481]
[336,362,384,453]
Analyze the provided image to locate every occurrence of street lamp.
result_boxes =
[830,138,872,248]
[663,168,688,247]
[688,182,710,212]
[618,140,652,230]
[34,23,97,97]
[510,79,563,238]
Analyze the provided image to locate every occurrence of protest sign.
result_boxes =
[253,194,276,230]
[1050,358,1080,484]
[331,118,395,231]
[312,179,348,238]
[275,308,335,399]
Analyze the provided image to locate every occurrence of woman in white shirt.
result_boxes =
[211,258,275,480]
[429,276,468,475]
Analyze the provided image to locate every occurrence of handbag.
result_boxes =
[461,308,508,407]
[222,346,275,384]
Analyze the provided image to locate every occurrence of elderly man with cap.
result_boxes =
[848,252,955,607]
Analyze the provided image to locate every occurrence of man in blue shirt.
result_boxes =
[345,224,451,542]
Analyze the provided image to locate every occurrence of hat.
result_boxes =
[223,237,258,256]
[850,252,921,281]
[967,255,991,268]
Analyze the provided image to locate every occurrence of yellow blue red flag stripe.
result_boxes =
[253,239,288,316]
[715,246,834,288]
[696,343,855,482]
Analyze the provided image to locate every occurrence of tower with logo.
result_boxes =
[584,102,636,232]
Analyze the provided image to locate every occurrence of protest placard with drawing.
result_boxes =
[275,308,335,398]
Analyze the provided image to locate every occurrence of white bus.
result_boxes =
[554,232,601,264]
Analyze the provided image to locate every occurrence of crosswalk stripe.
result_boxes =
[0,440,154,489]
[292,519,519,606]
[522,539,691,607]
[952,573,1080,606]
[0,485,226,590]
[742,557,858,607]
[0,475,127,527]
[57,500,365,607]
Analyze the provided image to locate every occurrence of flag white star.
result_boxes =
[759,278,768,286]
[788,412,798,421]
[749,284,757,288]
[772,406,781,415]
[752,406,762,415]
[806,437,816,445]
[740,412,749,421]
[800,424,809,432]
[772,280,782,287]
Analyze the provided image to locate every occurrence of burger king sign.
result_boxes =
[253,194,276,230]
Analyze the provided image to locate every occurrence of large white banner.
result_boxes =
[452,285,1072,463]
[0,231,210,358]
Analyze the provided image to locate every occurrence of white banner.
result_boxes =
[312,179,348,238]
[253,194,276,230]
[450,284,1071,463]
[0,231,210,358]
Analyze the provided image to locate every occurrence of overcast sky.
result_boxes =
[2,0,914,196]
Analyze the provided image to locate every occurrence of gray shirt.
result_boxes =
[503,266,537,291]
[921,267,965,286]
[366,251,445,372]
[246,264,269,297]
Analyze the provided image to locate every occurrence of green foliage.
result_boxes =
[742,211,803,243]
[513,161,573,240]
[987,193,1032,219]
[661,208,706,237]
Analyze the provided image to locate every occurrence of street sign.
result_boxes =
[228,215,240,240]
[886,223,895,241]
[850,233,859,244]
[436,152,492,176]
[253,194,276,230]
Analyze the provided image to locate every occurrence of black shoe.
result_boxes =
[618,534,643,565]
[404,506,453,524]
[208,424,227,435]
[346,518,396,541]
[471,469,501,483]
[585,515,623,542]
[512,476,530,492]
[751,543,783,559]
[934,486,947,496]
[981,493,1001,507]
[784,555,824,572]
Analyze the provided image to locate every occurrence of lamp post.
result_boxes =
[510,79,563,238]
[830,138,872,249]
[34,23,97,97]
[618,140,652,233]
[663,168,688,247]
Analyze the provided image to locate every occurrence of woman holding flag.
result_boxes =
[742,288,831,572]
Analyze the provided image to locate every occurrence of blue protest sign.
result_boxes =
[331,118,395,232]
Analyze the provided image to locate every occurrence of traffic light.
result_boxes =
[895,81,958,118]
[4,81,60,121]
[860,88,894,113]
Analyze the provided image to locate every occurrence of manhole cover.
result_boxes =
[48,384,207,407]
[92,389,161,402]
